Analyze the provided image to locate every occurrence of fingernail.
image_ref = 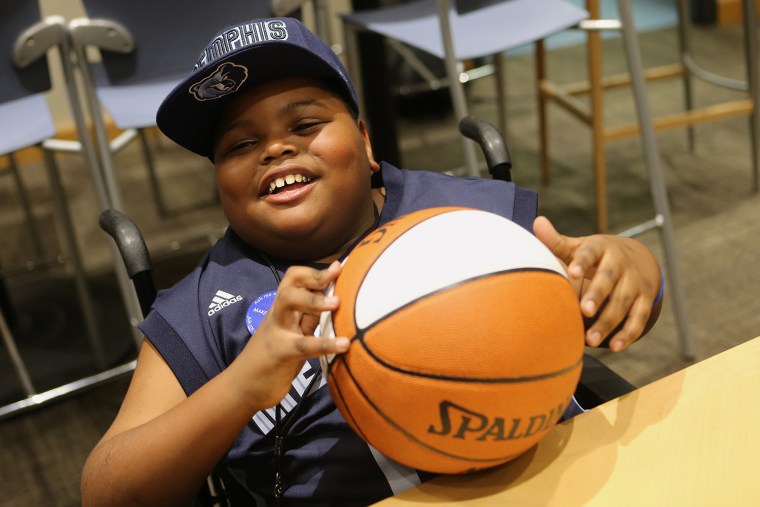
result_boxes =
[334,338,350,351]
[610,339,624,352]
[324,296,339,306]
[587,331,601,347]
[582,299,596,315]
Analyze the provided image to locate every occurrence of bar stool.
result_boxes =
[537,0,759,233]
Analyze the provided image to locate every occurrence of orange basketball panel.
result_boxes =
[329,350,580,473]
[353,272,584,378]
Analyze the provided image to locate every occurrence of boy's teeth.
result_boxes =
[268,174,311,194]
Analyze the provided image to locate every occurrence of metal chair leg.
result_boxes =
[493,51,508,140]
[535,39,551,186]
[742,0,760,192]
[0,308,36,398]
[676,0,758,191]
[675,0,696,152]
[137,128,169,217]
[41,147,107,368]
[436,0,480,177]
[616,0,694,361]
[7,153,45,259]
[57,21,145,348]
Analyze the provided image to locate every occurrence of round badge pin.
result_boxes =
[245,290,276,335]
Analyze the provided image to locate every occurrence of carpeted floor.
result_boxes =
[1,17,759,507]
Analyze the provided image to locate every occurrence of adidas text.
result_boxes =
[208,292,243,316]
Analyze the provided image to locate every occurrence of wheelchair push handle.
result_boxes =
[458,116,512,182]
[99,209,153,279]
[99,209,157,318]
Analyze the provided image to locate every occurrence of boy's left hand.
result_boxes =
[533,216,662,352]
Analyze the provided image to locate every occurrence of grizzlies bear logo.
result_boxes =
[189,62,248,101]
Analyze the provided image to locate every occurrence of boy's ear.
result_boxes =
[358,119,381,172]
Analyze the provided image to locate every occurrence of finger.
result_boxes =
[292,335,351,357]
[578,257,621,317]
[301,312,323,336]
[565,239,608,282]
[285,261,342,291]
[606,297,652,351]
[274,287,340,318]
[533,216,578,271]
[584,280,633,346]
[275,261,341,303]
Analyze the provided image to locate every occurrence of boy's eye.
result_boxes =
[228,139,257,153]
[293,120,323,133]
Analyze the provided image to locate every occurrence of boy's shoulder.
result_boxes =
[381,163,537,230]
[153,228,277,310]
[142,229,286,391]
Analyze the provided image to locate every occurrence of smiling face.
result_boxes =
[212,77,381,262]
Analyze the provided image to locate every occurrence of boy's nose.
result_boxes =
[262,140,298,164]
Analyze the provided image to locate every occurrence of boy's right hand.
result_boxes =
[227,260,350,412]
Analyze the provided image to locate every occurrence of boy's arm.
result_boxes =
[81,340,260,506]
[533,216,662,352]
[81,262,350,507]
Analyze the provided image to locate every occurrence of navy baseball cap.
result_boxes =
[156,17,359,158]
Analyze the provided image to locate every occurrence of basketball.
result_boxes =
[319,207,585,474]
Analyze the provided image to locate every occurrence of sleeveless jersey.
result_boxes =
[140,162,539,505]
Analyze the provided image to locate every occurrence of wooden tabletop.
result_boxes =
[373,336,760,506]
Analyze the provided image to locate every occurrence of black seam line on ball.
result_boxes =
[353,268,578,383]
[359,342,583,384]
[353,266,566,337]
[335,349,530,465]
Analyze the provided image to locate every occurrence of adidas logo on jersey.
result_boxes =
[208,290,243,316]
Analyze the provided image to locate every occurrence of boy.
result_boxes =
[81,17,663,507]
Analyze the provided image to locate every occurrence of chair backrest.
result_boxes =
[0,1,62,156]
[453,0,502,15]
[79,0,279,85]
[0,0,51,103]
[342,0,588,60]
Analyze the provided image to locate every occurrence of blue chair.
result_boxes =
[1,1,58,265]
[341,0,589,177]
[67,0,294,217]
